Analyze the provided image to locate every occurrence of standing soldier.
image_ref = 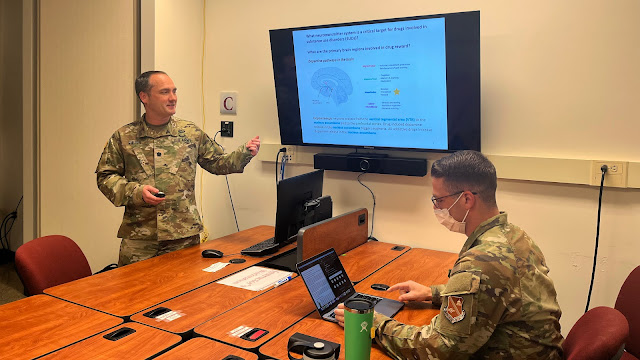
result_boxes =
[96,71,260,265]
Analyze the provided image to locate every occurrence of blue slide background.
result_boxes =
[292,17,448,150]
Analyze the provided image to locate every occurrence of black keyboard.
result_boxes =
[241,237,280,257]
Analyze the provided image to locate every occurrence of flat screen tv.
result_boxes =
[270,10,480,152]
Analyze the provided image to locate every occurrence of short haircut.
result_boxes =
[135,70,167,103]
[431,150,497,207]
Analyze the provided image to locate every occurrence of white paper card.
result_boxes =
[155,310,183,322]
[217,266,293,291]
[203,262,229,273]
[229,325,253,337]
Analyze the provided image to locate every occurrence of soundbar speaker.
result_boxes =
[314,153,427,177]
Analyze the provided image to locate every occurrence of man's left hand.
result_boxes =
[334,303,346,328]
[246,135,260,156]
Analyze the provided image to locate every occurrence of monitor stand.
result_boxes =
[258,248,297,273]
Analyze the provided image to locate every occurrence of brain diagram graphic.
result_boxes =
[311,67,353,105]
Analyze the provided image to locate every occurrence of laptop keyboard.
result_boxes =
[240,237,279,256]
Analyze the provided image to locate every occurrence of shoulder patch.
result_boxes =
[445,295,465,323]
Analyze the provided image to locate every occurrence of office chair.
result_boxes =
[615,266,640,360]
[15,235,93,296]
[563,306,629,360]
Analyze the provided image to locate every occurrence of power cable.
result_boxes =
[585,164,608,313]
[357,172,377,241]
[280,152,288,181]
[213,131,240,232]
[275,148,286,184]
[0,196,22,263]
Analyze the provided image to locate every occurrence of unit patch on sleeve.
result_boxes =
[445,295,465,323]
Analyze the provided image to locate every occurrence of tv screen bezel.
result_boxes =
[269,10,480,153]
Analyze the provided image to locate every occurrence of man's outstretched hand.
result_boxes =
[388,280,432,302]
[246,136,261,156]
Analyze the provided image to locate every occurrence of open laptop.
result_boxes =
[296,248,404,323]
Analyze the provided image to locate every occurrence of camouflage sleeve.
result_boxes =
[197,132,253,175]
[95,132,145,207]
[373,258,512,359]
[373,312,456,360]
[430,284,446,306]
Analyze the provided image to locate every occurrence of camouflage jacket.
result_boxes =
[373,213,563,359]
[96,116,253,240]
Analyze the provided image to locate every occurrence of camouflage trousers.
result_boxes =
[118,234,200,266]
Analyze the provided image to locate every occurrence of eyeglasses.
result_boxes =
[431,191,477,209]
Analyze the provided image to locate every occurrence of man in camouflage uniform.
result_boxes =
[335,150,563,359]
[96,71,260,266]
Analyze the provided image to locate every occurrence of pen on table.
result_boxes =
[274,276,293,288]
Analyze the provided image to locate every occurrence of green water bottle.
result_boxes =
[344,298,374,360]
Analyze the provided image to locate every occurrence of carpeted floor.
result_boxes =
[0,262,26,305]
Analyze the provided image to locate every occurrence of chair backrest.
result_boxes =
[616,265,640,358]
[15,235,92,295]
[563,306,629,360]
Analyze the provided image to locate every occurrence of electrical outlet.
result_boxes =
[590,160,628,187]
[283,145,295,163]
[221,121,233,137]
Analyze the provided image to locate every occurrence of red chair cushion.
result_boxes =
[616,266,640,358]
[15,235,92,295]
[564,306,629,360]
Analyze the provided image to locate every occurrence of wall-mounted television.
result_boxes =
[270,10,480,152]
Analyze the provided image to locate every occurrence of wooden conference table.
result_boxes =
[155,337,258,360]
[192,241,411,350]
[0,295,123,359]
[132,240,408,337]
[3,226,457,359]
[40,322,181,359]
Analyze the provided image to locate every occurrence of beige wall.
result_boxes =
[0,0,23,250]
[38,0,136,270]
[148,0,640,335]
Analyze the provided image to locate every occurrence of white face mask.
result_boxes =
[434,192,469,234]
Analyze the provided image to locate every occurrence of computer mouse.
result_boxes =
[202,249,224,258]
[371,283,390,291]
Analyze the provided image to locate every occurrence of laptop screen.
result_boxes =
[297,248,355,313]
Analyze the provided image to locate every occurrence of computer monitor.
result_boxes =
[242,169,331,258]
[274,169,331,246]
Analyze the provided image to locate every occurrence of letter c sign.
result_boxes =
[220,91,238,114]
[223,97,234,111]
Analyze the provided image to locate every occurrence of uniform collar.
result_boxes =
[459,212,508,255]
[137,114,178,138]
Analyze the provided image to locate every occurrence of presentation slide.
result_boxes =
[292,17,448,150]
